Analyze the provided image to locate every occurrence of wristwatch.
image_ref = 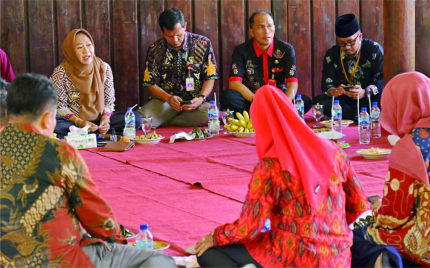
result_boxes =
[198,94,207,101]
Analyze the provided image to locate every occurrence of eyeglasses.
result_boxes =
[337,33,360,47]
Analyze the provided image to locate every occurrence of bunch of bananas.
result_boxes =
[224,111,254,133]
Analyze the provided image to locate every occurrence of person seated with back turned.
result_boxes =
[51,29,142,138]
[351,72,430,268]
[0,74,176,268]
[220,10,312,115]
[313,14,384,120]
[195,85,368,268]
[138,8,219,128]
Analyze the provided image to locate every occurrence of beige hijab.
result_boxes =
[62,29,106,121]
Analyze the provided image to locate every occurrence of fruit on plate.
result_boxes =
[224,111,254,133]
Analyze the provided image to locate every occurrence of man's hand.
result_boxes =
[167,95,183,112]
[195,233,215,257]
[344,85,366,99]
[98,117,110,134]
[328,84,346,97]
[182,97,203,112]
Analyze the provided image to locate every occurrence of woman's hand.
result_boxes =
[98,116,110,134]
[182,97,203,112]
[75,118,98,132]
[370,198,382,210]
[195,233,214,257]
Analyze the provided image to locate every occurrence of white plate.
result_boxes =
[233,132,255,138]
[132,138,163,145]
[356,149,391,159]
[316,131,344,140]
[320,120,354,129]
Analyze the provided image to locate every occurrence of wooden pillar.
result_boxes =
[383,0,415,84]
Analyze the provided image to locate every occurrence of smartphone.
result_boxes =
[180,100,192,105]
[343,85,354,91]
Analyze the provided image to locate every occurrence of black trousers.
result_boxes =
[220,89,312,114]
[313,94,381,121]
[54,111,143,138]
[197,244,262,268]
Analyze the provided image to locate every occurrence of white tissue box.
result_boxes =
[65,134,97,149]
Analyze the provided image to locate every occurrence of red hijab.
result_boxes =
[250,86,338,209]
[381,72,430,184]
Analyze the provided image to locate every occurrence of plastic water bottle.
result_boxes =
[331,100,342,134]
[295,94,305,120]
[123,107,136,138]
[136,224,154,249]
[370,102,381,138]
[208,100,220,135]
[359,107,371,144]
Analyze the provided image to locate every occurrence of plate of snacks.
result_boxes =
[313,128,332,133]
[132,131,164,145]
[320,120,354,129]
[154,241,170,251]
[356,148,392,159]
[224,111,255,137]
[189,127,212,140]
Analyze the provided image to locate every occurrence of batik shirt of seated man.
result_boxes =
[229,38,298,92]
[143,31,218,100]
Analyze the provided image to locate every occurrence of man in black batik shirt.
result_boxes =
[220,10,312,114]
[313,13,384,120]
[139,8,218,128]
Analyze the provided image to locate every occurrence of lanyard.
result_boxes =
[340,49,361,85]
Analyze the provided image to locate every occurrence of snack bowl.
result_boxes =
[320,120,354,129]
[132,137,163,145]
[154,241,170,251]
[357,148,391,159]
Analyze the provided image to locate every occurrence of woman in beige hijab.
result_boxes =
[51,29,141,138]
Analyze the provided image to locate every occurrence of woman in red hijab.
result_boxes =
[195,85,368,268]
[352,72,430,268]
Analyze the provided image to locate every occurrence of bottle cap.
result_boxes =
[334,100,339,105]
[210,100,216,104]
[140,224,149,231]
[372,102,378,106]
[296,94,302,99]
[361,107,367,112]
[127,107,133,111]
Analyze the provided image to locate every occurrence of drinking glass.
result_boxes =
[141,116,153,135]
[222,109,234,126]
[312,104,324,127]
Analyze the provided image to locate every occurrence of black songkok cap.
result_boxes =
[335,14,360,38]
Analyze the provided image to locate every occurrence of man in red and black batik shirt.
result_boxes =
[220,10,312,114]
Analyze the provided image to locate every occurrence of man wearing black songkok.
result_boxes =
[313,13,384,120]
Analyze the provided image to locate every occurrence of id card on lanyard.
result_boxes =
[186,65,195,91]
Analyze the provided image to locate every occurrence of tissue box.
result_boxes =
[65,134,97,149]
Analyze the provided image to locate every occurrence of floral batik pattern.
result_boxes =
[213,147,368,268]
[0,124,126,268]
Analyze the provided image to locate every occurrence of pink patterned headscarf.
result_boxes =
[381,72,430,184]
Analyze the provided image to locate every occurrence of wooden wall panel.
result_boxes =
[273,0,288,41]
[312,0,336,96]
[112,0,139,110]
[416,0,430,77]
[56,0,82,63]
[337,0,360,18]
[194,0,220,100]
[28,0,56,77]
[361,0,383,46]
[85,0,111,65]
[167,0,192,31]
[220,0,246,93]
[1,0,26,76]
[139,0,164,106]
[288,0,312,97]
